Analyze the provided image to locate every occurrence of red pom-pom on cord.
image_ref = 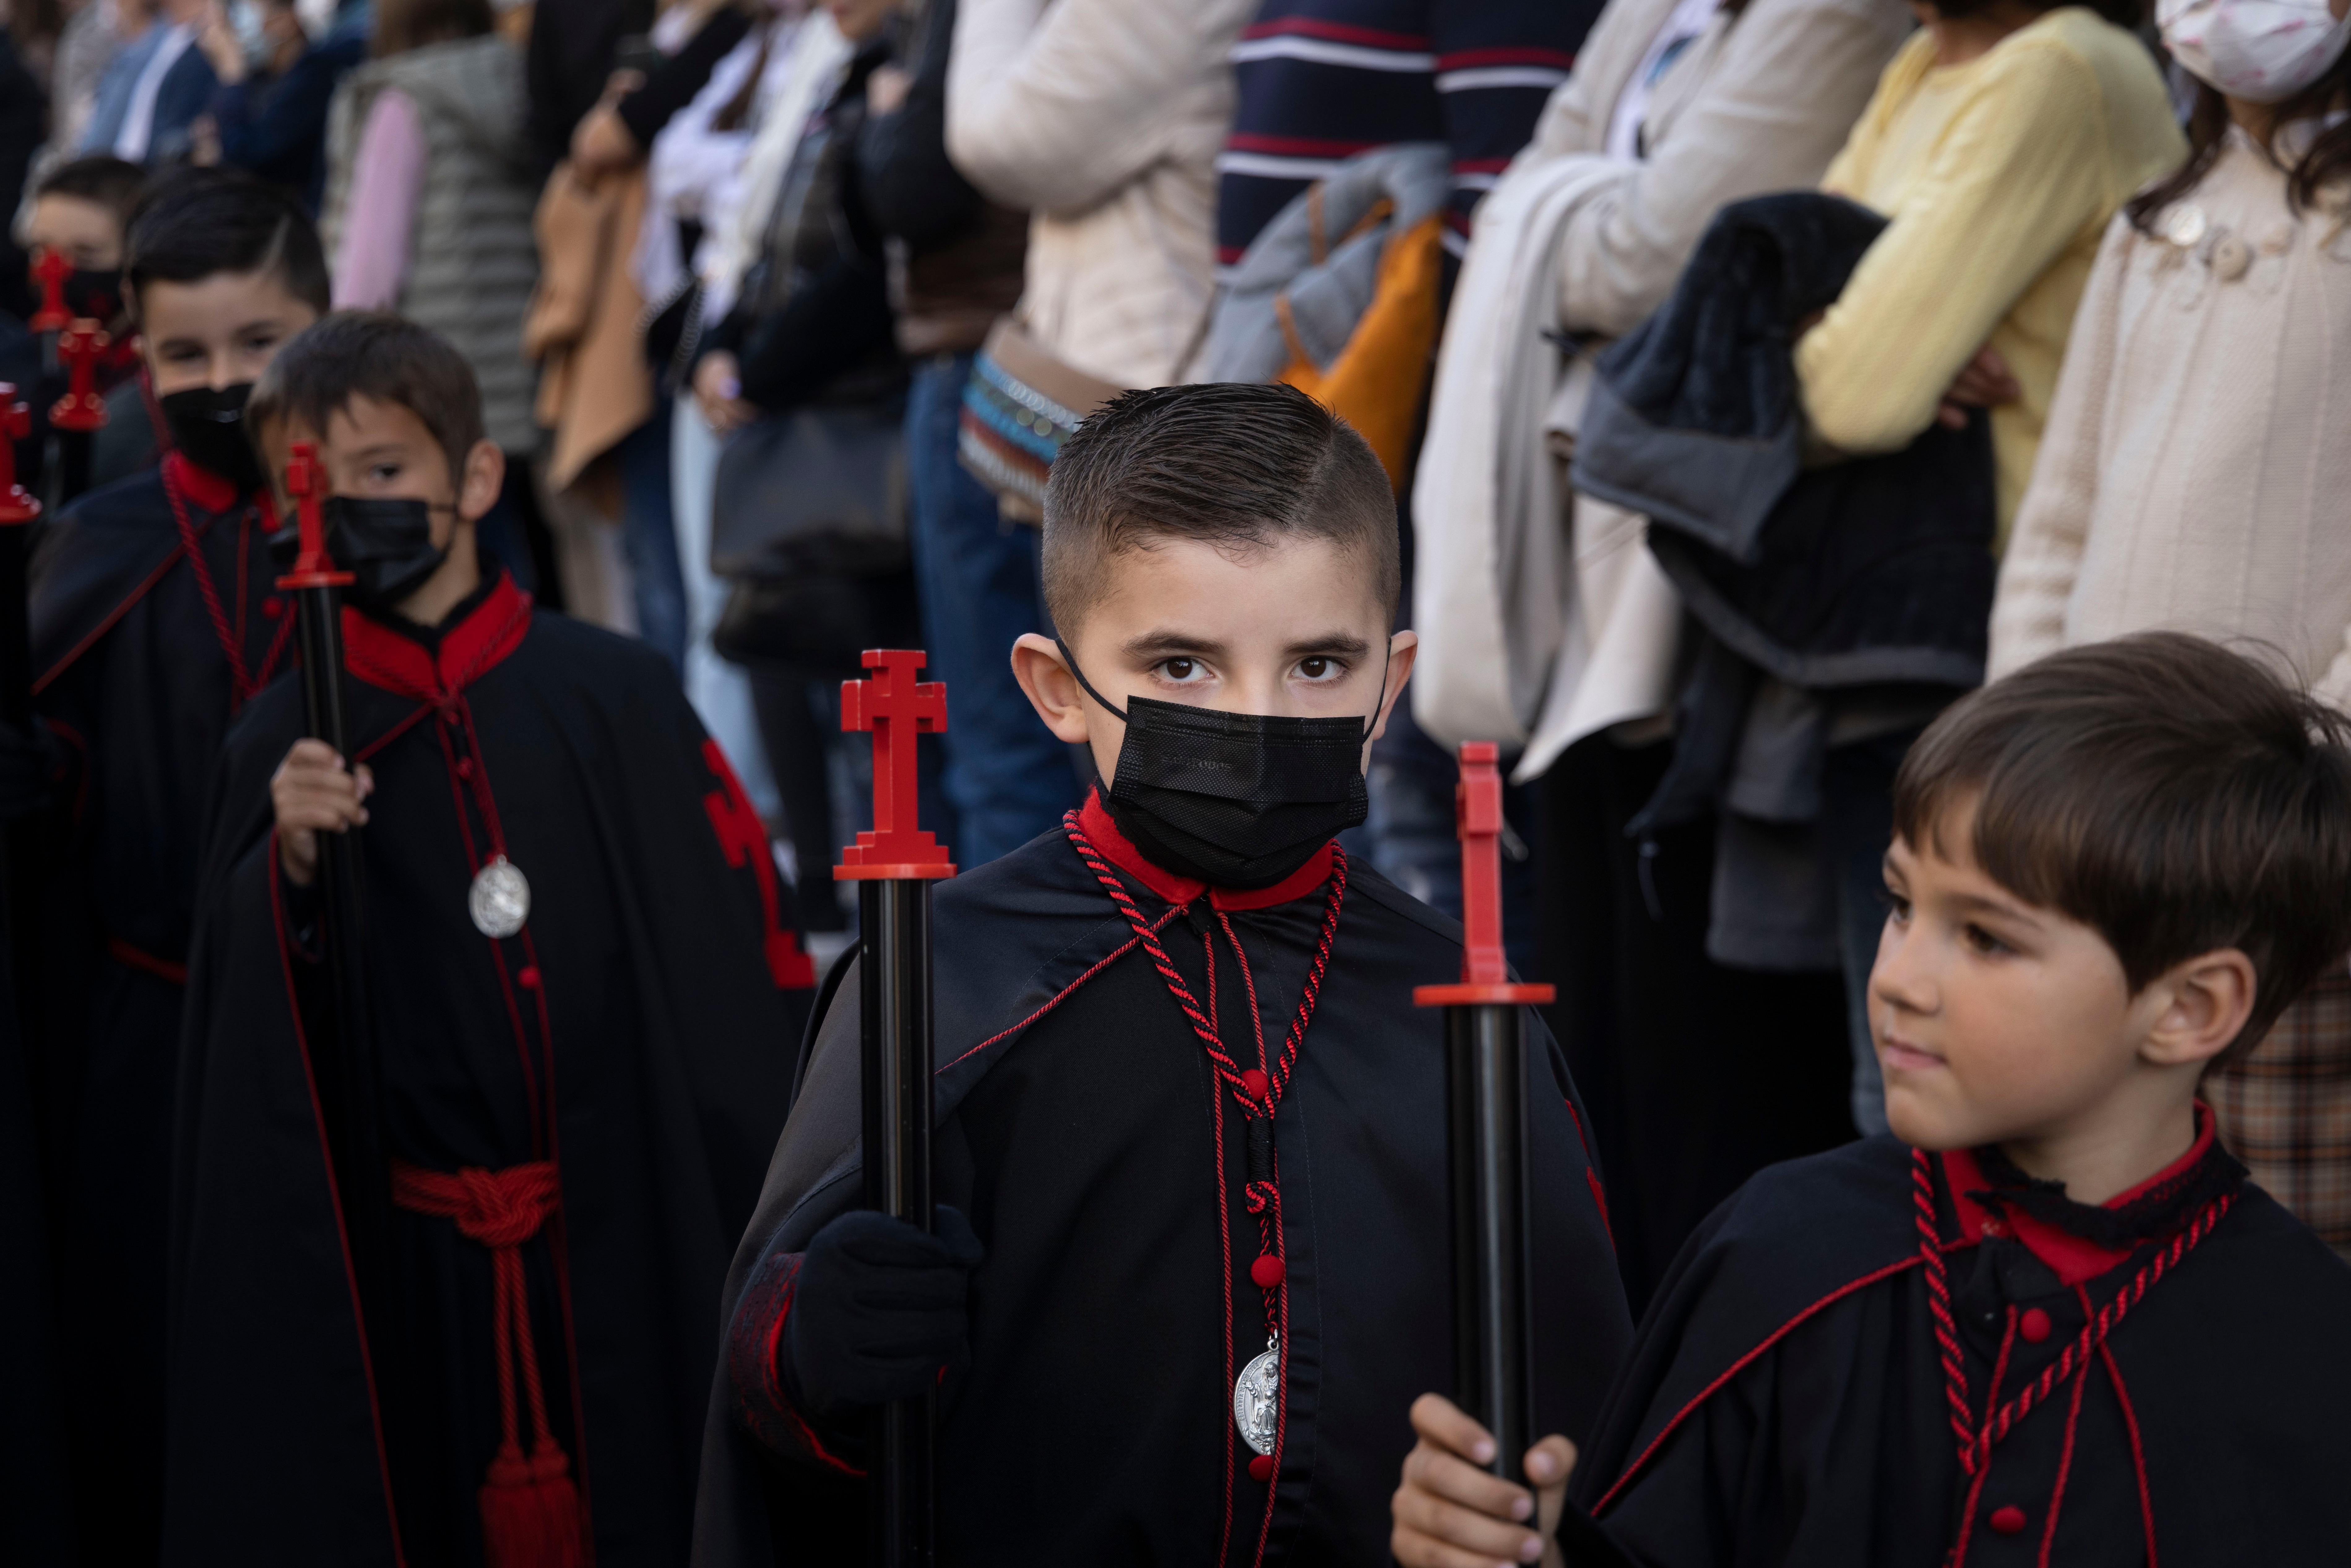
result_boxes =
[1249,1253,1285,1289]
[1241,1069,1270,1102]
[1248,1454,1276,1483]
[479,1436,585,1568]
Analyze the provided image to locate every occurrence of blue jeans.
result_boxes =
[619,398,688,675]
[905,352,1081,866]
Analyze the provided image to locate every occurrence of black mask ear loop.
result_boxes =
[1054,637,1392,738]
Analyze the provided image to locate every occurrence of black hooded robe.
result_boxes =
[167,572,815,1565]
[693,792,1632,1566]
[1560,1121,2351,1566]
[21,450,290,1565]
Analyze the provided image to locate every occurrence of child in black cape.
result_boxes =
[5,165,326,1564]
[1393,633,2351,1568]
[693,384,1631,1566]
[170,313,815,1564]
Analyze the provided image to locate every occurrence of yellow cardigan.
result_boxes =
[1793,7,2183,542]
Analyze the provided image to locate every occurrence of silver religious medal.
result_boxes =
[468,855,531,939]
[1233,1335,1281,1456]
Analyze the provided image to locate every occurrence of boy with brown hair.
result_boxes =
[694,382,1630,1566]
[171,312,814,1565]
[1394,632,2351,1567]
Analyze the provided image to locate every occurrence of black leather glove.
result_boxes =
[786,1204,983,1418]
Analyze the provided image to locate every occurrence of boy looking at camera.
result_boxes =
[1394,633,2351,1568]
[694,383,1631,1567]
[171,313,813,1563]
[6,164,325,1564]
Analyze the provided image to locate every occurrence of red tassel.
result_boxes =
[478,1437,585,1568]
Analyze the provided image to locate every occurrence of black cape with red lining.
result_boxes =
[20,451,287,1565]
[167,573,813,1566]
[1559,1126,2351,1566]
[692,793,1633,1567]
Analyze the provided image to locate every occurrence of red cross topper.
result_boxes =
[275,443,353,590]
[28,249,71,334]
[0,385,40,524]
[49,320,110,434]
[1414,742,1553,1007]
[835,648,955,880]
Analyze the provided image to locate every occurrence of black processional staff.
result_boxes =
[276,443,394,1301]
[0,386,37,728]
[836,648,954,1568]
[1415,742,1554,1487]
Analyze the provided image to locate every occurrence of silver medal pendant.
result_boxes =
[468,855,531,939]
[1233,1336,1281,1456]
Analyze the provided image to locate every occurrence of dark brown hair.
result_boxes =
[373,0,494,56]
[1925,0,2145,29]
[1893,634,2351,1058]
[1041,382,1400,635]
[35,156,148,225]
[248,311,486,481]
[2129,52,2351,230]
[125,167,331,317]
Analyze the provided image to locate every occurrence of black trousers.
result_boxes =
[1536,735,1853,1316]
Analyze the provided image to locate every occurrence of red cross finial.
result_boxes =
[0,384,39,525]
[275,441,352,590]
[49,319,110,434]
[835,648,954,879]
[1414,742,1553,1007]
[29,249,71,334]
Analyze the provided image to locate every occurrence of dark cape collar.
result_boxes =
[1942,1103,2244,1287]
[1076,787,1335,913]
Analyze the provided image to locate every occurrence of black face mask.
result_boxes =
[62,267,123,326]
[1060,642,1378,890]
[160,383,266,495]
[322,495,453,610]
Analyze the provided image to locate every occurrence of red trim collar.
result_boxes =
[1941,1104,2219,1288]
[340,572,533,702]
[162,449,243,513]
[1076,790,1335,911]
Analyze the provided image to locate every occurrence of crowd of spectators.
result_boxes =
[5,0,2346,1306]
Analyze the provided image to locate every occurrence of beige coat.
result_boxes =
[526,163,654,492]
[1990,129,2351,704]
[946,0,1253,389]
[1411,0,1909,768]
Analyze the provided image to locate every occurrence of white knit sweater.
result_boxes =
[1990,128,2351,705]
[946,0,1253,389]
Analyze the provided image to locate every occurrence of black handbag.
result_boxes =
[709,391,910,581]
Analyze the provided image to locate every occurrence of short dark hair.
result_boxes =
[1928,0,2141,24]
[373,0,494,55]
[1893,634,2351,1059]
[124,167,331,317]
[248,312,486,481]
[1041,382,1399,634]
[33,156,148,225]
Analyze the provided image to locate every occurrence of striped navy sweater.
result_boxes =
[1216,0,1603,265]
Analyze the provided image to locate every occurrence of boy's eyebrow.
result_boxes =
[1284,633,1373,659]
[1121,630,1232,662]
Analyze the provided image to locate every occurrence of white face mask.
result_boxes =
[2159,0,2351,102]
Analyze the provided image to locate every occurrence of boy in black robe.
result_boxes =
[1393,634,2351,1568]
[694,384,1631,1566]
[6,167,326,1566]
[170,313,815,1565]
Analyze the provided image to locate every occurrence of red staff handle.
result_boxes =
[28,249,71,335]
[49,320,110,434]
[0,386,39,525]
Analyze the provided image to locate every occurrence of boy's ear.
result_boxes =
[1366,629,1418,745]
[1010,633,1091,746]
[2140,948,2258,1072]
[457,440,504,524]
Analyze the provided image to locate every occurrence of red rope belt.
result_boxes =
[391,1159,586,1568]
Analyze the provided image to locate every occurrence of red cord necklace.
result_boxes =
[1064,811,1346,1563]
[162,464,294,711]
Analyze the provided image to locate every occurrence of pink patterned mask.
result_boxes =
[2159,0,2351,102]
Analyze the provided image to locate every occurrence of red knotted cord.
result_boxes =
[1912,1147,2233,1480]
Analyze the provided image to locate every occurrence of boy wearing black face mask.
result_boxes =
[694,383,1632,1567]
[167,311,817,1562]
[3,164,326,1565]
